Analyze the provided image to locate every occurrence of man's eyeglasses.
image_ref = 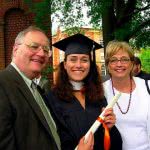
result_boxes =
[18,42,51,56]
[109,57,131,65]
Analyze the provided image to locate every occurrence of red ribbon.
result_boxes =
[97,117,110,150]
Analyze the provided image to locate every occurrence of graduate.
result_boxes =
[47,34,122,150]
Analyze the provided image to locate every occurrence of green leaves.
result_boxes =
[24,0,150,49]
[139,48,150,73]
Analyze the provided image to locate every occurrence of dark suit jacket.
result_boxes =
[0,65,58,150]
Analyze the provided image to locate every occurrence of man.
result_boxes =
[133,56,150,80]
[0,26,93,150]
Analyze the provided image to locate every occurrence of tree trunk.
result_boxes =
[102,8,115,55]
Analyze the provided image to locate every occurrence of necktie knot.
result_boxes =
[31,81,37,90]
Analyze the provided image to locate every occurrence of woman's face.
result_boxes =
[64,54,90,82]
[107,50,133,80]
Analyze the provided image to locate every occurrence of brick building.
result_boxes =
[0,0,34,69]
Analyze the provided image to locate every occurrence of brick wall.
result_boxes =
[0,0,33,69]
[0,19,5,69]
[4,8,33,66]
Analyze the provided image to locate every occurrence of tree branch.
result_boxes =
[134,3,150,14]
[116,0,137,26]
[128,19,150,38]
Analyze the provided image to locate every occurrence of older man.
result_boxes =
[0,26,93,150]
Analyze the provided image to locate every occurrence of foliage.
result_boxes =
[53,0,150,49]
[24,0,50,32]
[42,65,56,79]
[139,47,150,73]
[24,0,150,50]
[85,0,150,48]
[131,29,150,49]
[53,0,88,30]
[64,27,85,36]
[32,0,51,32]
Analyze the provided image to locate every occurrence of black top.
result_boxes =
[136,71,150,80]
[47,91,122,150]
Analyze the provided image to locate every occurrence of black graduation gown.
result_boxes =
[47,91,122,150]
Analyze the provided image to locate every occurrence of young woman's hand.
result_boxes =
[77,132,94,150]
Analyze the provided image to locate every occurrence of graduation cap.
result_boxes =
[53,33,103,63]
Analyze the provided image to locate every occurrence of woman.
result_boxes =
[103,40,150,150]
[47,34,122,150]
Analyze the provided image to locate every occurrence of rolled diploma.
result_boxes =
[75,92,121,150]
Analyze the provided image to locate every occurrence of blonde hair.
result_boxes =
[105,40,134,66]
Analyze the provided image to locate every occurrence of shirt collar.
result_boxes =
[11,62,32,88]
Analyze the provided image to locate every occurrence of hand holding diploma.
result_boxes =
[77,132,94,150]
[75,92,121,150]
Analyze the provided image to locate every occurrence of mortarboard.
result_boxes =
[53,33,103,56]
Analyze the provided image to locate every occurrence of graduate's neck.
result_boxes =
[70,80,84,91]
[70,80,85,109]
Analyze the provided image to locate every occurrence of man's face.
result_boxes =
[13,31,50,79]
[132,63,141,76]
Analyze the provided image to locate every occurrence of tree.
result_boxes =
[24,0,52,48]
[139,47,150,73]
[86,0,150,49]
[53,0,150,52]
[24,0,150,51]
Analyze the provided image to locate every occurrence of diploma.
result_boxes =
[75,92,121,150]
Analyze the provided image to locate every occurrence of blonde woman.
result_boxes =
[103,41,150,150]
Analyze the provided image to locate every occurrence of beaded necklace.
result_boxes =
[111,78,132,114]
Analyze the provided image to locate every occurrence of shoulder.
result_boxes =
[46,90,70,112]
[0,65,23,82]
[0,67,10,79]
[133,77,150,94]
[103,79,111,86]
[103,79,111,92]
[133,76,146,85]
[0,66,18,85]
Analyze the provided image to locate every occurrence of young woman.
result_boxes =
[47,34,122,150]
[103,40,150,150]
